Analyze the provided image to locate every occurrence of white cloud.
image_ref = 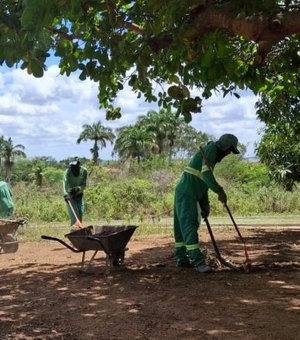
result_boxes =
[0,65,263,160]
[189,90,264,156]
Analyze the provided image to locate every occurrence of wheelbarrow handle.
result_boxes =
[16,219,27,225]
[41,235,82,253]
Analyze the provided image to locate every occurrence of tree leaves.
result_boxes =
[29,59,44,78]
[106,107,122,120]
[167,85,190,100]
[1,0,300,185]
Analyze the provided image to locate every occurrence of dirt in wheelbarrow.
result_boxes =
[1,226,300,340]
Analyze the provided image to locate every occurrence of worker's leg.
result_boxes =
[0,208,14,218]
[76,198,84,222]
[174,202,190,266]
[176,192,205,267]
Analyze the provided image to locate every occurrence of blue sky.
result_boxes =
[0,62,263,161]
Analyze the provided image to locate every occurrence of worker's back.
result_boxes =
[0,181,15,218]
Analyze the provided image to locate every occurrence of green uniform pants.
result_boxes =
[173,189,205,267]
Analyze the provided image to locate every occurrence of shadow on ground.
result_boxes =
[0,228,299,339]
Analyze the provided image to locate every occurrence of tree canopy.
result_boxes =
[1,0,300,185]
[1,1,299,117]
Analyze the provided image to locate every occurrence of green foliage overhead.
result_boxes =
[256,123,300,191]
[1,1,300,186]
[256,71,300,191]
[1,0,300,121]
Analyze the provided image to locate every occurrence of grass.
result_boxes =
[16,214,300,243]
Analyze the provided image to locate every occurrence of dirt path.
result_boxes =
[1,228,299,339]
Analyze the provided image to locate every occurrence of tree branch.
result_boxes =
[106,0,144,35]
[146,5,300,62]
[193,6,300,44]
[47,27,78,41]
[193,7,300,63]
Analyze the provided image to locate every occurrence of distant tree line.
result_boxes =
[1,106,297,191]
[77,108,246,165]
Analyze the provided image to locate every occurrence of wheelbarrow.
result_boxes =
[0,218,27,253]
[41,225,138,272]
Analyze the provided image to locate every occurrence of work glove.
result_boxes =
[200,204,210,219]
[75,186,82,193]
[218,190,227,205]
[70,187,81,196]
[64,194,70,202]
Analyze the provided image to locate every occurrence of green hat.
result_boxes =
[69,157,80,166]
[216,134,240,154]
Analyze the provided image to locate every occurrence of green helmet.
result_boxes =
[216,134,240,154]
[69,156,80,166]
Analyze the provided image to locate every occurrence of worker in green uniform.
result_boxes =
[174,134,240,273]
[63,158,88,227]
[0,181,15,218]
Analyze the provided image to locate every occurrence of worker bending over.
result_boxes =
[173,134,240,273]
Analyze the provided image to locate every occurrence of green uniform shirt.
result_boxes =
[0,181,15,217]
[176,142,223,204]
[63,166,88,197]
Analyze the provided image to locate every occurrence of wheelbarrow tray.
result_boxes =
[0,219,26,253]
[0,219,26,236]
[42,225,138,271]
[66,225,137,255]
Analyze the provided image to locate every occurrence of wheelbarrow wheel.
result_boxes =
[112,251,125,266]
[1,234,19,253]
[106,251,125,268]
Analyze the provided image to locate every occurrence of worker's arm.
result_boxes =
[76,167,87,194]
[201,145,223,194]
[63,169,70,196]
[199,190,210,218]
[80,168,87,191]
[199,190,209,207]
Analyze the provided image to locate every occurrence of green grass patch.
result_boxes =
[16,214,300,243]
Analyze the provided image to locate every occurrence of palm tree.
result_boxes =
[137,110,168,155]
[32,160,44,187]
[1,137,26,181]
[113,125,157,163]
[77,121,115,164]
[138,109,185,160]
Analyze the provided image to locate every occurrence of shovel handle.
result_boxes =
[224,204,251,262]
[204,217,221,258]
[66,198,83,229]
[204,217,242,272]
[224,204,244,240]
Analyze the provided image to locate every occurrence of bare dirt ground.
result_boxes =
[1,226,299,340]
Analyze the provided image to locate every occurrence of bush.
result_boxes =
[9,159,300,225]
